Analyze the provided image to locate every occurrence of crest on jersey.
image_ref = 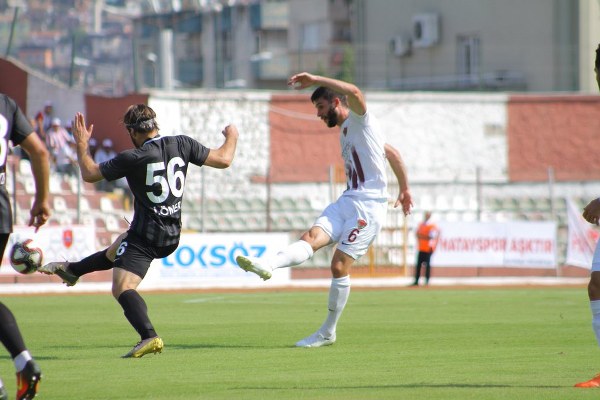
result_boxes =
[357,219,368,230]
[62,229,73,248]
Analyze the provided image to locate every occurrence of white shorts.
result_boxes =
[592,239,600,272]
[314,195,387,260]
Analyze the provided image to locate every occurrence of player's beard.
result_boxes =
[324,105,337,127]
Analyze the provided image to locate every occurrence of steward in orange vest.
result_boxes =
[412,211,439,286]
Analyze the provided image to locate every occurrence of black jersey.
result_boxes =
[100,135,209,247]
[0,94,35,233]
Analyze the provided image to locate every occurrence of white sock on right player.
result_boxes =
[320,275,351,337]
[271,240,313,270]
[591,300,600,346]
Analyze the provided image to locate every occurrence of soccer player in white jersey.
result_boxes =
[236,72,413,348]
[574,44,600,388]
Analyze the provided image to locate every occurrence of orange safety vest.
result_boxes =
[416,222,439,252]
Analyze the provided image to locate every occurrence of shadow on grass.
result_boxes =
[167,342,292,350]
[0,355,59,361]
[233,383,565,390]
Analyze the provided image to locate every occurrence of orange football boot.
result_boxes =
[575,373,600,388]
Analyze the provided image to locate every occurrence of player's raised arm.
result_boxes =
[288,72,366,116]
[72,112,103,182]
[204,124,239,169]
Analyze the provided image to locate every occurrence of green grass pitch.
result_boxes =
[1,286,599,399]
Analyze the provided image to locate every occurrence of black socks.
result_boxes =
[117,289,157,340]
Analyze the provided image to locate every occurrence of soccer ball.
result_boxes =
[9,239,43,274]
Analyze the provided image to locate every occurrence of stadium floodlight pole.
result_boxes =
[200,167,206,233]
[547,166,555,221]
[4,6,18,57]
[476,166,482,221]
[266,164,272,232]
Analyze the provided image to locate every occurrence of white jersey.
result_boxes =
[339,110,387,200]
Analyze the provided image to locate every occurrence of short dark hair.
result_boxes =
[310,86,348,107]
[123,104,159,133]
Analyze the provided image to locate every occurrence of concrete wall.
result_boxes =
[146,88,600,204]
[508,94,600,181]
[148,89,272,200]
[26,71,84,127]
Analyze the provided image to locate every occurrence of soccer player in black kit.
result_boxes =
[40,104,238,358]
[0,93,50,399]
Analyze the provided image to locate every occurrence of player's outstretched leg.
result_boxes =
[38,262,78,286]
[235,256,272,281]
[39,249,115,286]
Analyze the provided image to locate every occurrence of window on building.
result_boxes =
[301,23,321,51]
[457,35,480,76]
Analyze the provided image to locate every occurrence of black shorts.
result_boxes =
[113,231,178,279]
[0,233,8,260]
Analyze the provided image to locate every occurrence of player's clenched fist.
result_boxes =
[221,124,239,140]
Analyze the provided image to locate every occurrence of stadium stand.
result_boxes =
[3,148,595,272]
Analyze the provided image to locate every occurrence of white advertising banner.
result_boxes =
[0,225,96,274]
[431,221,557,268]
[566,198,599,269]
[139,232,291,290]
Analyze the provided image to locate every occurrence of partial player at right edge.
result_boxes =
[573,43,600,388]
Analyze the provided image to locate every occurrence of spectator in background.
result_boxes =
[65,120,73,138]
[411,211,440,286]
[33,101,54,143]
[94,139,117,192]
[45,118,72,171]
[94,139,117,164]
[54,137,77,177]
[88,138,98,160]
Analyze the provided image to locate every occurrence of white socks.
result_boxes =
[271,240,313,270]
[268,241,350,339]
[320,276,351,337]
[14,350,32,372]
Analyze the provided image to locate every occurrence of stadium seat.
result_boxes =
[418,194,434,211]
[248,197,266,211]
[500,197,519,211]
[104,215,120,231]
[100,197,114,213]
[53,196,67,212]
[516,197,534,211]
[49,175,62,194]
[435,194,452,211]
[451,195,469,210]
[23,177,36,195]
[18,159,32,176]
